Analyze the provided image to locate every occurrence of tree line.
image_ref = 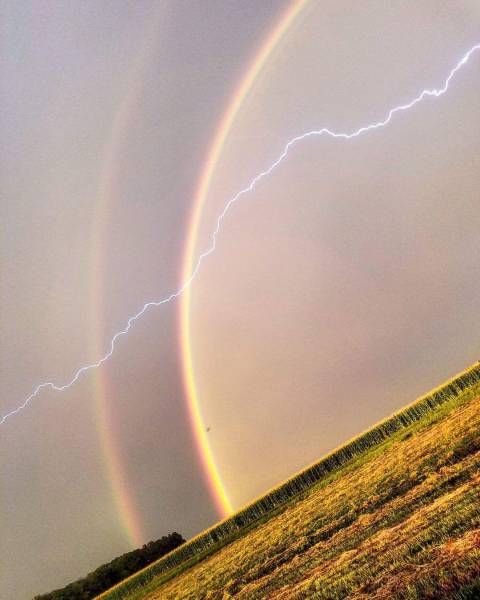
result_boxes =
[34,532,184,600]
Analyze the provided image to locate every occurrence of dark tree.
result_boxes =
[34,532,185,600]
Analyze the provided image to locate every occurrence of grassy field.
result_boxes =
[100,364,480,599]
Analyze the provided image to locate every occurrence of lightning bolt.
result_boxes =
[2,42,479,426]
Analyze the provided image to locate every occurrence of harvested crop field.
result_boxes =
[101,365,480,599]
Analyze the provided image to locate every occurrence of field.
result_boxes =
[100,364,480,599]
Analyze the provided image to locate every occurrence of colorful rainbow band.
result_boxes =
[90,8,164,547]
[180,0,309,518]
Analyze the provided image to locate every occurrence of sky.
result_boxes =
[1,1,479,598]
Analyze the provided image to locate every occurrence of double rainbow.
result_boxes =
[92,0,308,547]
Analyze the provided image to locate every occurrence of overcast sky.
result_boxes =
[1,2,479,598]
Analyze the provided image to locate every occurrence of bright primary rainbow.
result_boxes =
[180,0,310,518]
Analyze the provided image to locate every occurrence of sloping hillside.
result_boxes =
[101,363,480,599]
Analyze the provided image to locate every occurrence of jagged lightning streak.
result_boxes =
[2,42,479,426]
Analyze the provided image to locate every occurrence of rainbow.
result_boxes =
[90,0,310,546]
[180,0,310,518]
[89,8,163,548]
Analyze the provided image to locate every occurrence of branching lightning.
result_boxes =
[2,43,479,426]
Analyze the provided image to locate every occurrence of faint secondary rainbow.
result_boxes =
[180,0,310,518]
[89,9,163,548]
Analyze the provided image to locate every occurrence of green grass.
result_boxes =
[99,362,480,599]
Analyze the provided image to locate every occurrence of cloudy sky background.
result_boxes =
[1,1,479,598]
